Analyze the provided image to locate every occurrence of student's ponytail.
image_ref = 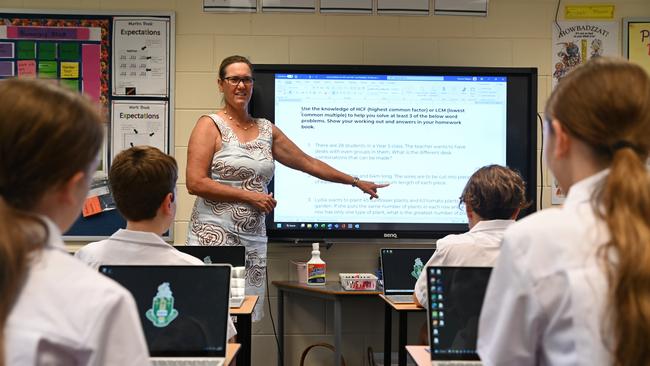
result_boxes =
[597,144,650,366]
[546,58,650,366]
[0,198,48,366]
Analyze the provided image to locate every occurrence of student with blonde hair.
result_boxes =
[0,79,149,365]
[478,58,650,365]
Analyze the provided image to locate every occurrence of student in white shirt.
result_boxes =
[478,58,650,366]
[75,146,237,341]
[413,164,529,307]
[0,79,150,365]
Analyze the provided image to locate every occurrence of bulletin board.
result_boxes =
[0,9,175,241]
[623,18,650,76]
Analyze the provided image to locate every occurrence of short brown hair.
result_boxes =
[109,146,177,221]
[460,164,529,220]
[218,55,253,80]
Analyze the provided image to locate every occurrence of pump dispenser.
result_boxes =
[307,242,326,285]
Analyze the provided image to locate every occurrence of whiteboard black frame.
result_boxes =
[251,63,538,244]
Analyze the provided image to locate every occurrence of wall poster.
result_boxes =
[551,21,619,89]
[623,18,650,76]
[111,100,168,158]
[112,17,169,97]
[0,10,174,239]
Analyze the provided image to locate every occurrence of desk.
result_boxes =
[273,281,381,366]
[226,343,241,365]
[380,294,425,366]
[231,295,258,366]
[405,345,429,366]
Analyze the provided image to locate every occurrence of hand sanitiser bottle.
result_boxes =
[307,242,326,286]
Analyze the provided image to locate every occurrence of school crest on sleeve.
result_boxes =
[145,282,179,327]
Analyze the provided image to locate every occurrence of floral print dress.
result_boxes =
[187,114,274,321]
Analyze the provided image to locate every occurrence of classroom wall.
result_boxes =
[5,0,647,364]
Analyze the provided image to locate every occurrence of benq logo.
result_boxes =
[383,233,398,238]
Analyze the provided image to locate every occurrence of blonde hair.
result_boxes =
[0,79,104,365]
[545,58,650,365]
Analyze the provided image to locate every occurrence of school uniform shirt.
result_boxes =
[413,219,513,307]
[478,169,611,366]
[75,229,204,269]
[6,218,150,365]
[75,229,237,341]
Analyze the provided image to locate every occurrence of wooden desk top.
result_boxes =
[226,343,241,365]
[405,345,429,366]
[272,281,381,296]
[379,294,425,311]
[230,295,258,315]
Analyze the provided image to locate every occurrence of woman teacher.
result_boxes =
[186,55,388,320]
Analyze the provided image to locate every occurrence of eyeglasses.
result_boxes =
[223,76,255,86]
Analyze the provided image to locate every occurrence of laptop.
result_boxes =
[174,246,247,308]
[99,265,231,366]
[174,245,246,267]
[380,248,435,303]
[426,266,492,366]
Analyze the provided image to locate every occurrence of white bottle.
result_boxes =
[307,242,326,286]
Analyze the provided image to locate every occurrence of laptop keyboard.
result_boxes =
[387,294,414,303]
[151,358,224,366]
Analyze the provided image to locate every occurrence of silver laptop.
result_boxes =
[380,248,435,303]
[100,265,231,366]
[426,266,492,366]
[174,246,246,308]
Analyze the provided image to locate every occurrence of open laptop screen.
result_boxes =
[99,265,231,357]
[380,248,435,295]
[426,266,492,361]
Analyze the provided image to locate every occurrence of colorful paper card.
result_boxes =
[82,196,102,217]
[60,79,80,91]
[60,62,79,78]
[38,61,58,78]
[59,42,80,60]
[17,41,36,59]
[0,61,14,77]
[82,43,101,102]
[0,43,14,58]
[7,26,91,41]
[565,4,615,19]
[17,60,36,77]
[38,42,57,60]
